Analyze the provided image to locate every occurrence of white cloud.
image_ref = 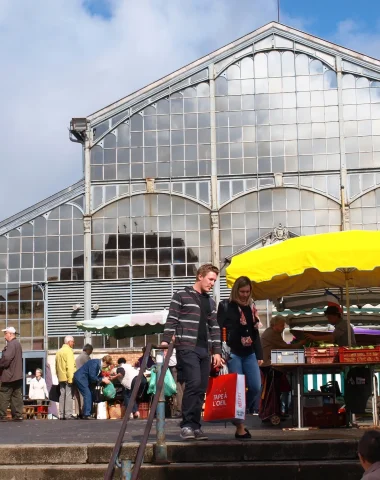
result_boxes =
[0,0,307,221]
[333,19,380,60]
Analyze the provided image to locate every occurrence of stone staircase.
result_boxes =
[0,439,363,480]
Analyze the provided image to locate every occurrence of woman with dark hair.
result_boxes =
[217,276,263,438]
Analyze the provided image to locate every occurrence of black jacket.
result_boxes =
[217,301,263,360]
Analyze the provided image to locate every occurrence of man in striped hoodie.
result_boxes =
[162,263,222,440]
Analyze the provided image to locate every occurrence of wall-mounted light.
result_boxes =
[72,304,82,312]
[92,304,100,312]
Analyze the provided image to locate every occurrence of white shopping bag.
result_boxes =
[96,401,109,419]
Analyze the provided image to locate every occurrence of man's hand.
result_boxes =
[212,354,222,368]
[258,360,264,367]
[102,377,110,385]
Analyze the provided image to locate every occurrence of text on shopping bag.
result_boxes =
[203,373,246,422]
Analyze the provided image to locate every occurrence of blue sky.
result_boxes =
[0,0,379,221]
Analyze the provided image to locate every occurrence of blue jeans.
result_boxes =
[74,375,93,417]
[228,353,261,414]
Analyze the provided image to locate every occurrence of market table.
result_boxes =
[272,362,380,429]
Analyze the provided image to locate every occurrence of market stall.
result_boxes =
[226,230,380,428]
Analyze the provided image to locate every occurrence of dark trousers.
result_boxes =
[177,348,210,430]
[0,379,24,419]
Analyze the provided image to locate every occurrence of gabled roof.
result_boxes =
[87,21,380,126]
[0,179,85,236]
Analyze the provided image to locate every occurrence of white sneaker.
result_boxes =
[129,413,134,419]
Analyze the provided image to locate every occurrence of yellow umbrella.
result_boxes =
[226,230,380,346]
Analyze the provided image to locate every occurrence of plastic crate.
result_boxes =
[303,404,346,428]
[271,349,305,364]
[339,347,380,364]
[305,347,339,364]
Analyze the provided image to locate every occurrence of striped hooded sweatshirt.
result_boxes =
[162,286,222,355]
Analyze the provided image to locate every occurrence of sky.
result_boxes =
[0,0,379,222]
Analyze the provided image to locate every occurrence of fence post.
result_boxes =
[154,348,168,464]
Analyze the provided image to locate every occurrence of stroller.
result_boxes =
[259,368,285,426]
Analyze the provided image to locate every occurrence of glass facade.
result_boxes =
[1,28,380,349]
[0,199,84,349]
[91,194,211,280]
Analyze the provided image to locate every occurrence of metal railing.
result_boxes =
[104,342,174,480]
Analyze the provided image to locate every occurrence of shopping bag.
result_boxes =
[93,385,104,403]
[203,373,245,422]
[103,383,116,400]
[96,401,109,419]
[108,401,125,420]
[147,369,177,397]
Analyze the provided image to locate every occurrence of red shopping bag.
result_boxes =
[203,373,246,422]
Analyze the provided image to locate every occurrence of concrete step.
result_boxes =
[0,439,359,465]
[0,460,363,480]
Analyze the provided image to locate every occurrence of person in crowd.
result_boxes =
[0,327,23,422]
[28,368,48,401]
[358,430,380,479]
[76,344,93,370]
[110,357,147,419]
[217,276,263,438]
[261,318,306,368]
[73,355,113,420]
[260,318,305,421]
[161,263,222,441]
[135,347,155,369]
[55,335,76,420]
[168,345,183,419]
[74,344,93,417]
[305,305,357,347]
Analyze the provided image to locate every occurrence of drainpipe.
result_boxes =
[209,64,220,303]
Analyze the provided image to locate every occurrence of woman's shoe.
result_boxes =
[235,428,251,439]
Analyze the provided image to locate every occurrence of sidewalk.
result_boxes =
[0,416,364,445]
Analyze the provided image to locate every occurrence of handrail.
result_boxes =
[131,342,174,480]
[104,343,153,480]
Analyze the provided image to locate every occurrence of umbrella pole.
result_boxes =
[345,276,351,347]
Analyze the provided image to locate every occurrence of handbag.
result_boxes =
[48,384,60,402]
[93,385,105,403]
[203,373,246,422]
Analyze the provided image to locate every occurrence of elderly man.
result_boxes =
[0,327,23,422]
[55,335,76,420]
[261,318,306,367]
[305,305,357,347]
[260,318,305,420]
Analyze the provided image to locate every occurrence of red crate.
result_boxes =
[303,405,346,428]
[339,347,380,364]
[305,347,339,364]
[138,402,150,420]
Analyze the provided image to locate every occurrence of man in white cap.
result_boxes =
[0,327,23,421]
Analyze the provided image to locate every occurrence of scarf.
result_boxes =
[237,303,260,346]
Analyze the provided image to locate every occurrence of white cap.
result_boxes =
[2,327,17,334]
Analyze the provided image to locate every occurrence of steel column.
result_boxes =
[154,348,168,464]
[83,126,92,344]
